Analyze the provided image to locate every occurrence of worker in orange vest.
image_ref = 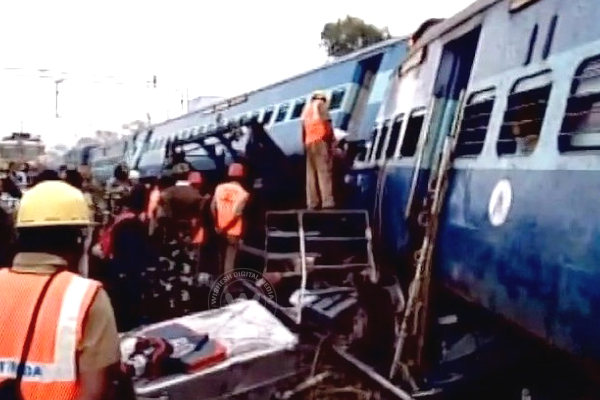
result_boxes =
[212,163,250,275]
[0,181,121,400]
[302,90,336,209]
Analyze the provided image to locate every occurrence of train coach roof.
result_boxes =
[152,35,409,130]
[409,0,501,56]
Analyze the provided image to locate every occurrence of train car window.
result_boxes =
[329,88,346,110]
[456,88,495,158]
[358,127,378,162]
[262,107,274,124]
[374,120,391,161]
[251,111,260,121]
[560,56,600,152]
[400,112,425,157]
[386,115,404,159]
[291,98,307,119]
[275,103,290,122]
[498,73,552,156]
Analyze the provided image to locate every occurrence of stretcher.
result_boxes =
[120,300,299,400]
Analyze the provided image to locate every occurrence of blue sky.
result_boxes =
[0,0,474,146]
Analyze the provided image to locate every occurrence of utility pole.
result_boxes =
[54,79,64,118]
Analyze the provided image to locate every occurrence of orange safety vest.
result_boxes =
[302,100,331,145]
[214,182,249,237]
[0,269,101,400]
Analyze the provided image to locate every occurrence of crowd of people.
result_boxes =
[0,157,252,335]
[0,88,356,399]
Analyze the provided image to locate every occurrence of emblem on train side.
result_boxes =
[488,179,513,227]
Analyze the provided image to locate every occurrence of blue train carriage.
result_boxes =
[63,144,98,174]
[89,138,130,184]
[350,0,600,365]
[133,37,408,185]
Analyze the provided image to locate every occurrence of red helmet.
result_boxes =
[188,171,203,185]
[228,163,245,178]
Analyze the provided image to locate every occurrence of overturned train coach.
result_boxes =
[129,37,408,189]
[348,0,600,369]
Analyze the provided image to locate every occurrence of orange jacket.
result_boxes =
[213,182,249,237]
[0,269,101,400]
[302,100,332,145]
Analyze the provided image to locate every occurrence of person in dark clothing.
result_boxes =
[151,170,208,319]
[64,169,84,189]
[104,164,132,224]
[33,169,61,186]
[0,205,15,267]
[105,193,155,331]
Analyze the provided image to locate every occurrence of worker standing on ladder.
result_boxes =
[212,163,249,275]
[0,181,121,400]
[302,90,335,210]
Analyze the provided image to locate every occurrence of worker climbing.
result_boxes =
[302,90,336,210]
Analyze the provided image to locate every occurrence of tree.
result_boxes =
[321,16,391,58]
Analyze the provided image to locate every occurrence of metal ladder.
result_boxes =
[389,92,467,385]
[264,209,378,324]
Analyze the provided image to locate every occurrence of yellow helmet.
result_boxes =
[16,181,93,228]
[311,90,327,101]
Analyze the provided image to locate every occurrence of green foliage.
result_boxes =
[321,16,391,58]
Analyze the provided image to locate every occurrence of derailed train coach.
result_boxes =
[349,0,600,366]
[130,37,409,195]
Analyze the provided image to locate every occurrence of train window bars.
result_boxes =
[374,119,391,161]
[497,71,552,156]
[559,56,600,153]
[455,88,495,158]
[386,114,404,159]
[329,88,346,110]
[358,127,378,162]
[262,107,275,124]
[275,103,289,123]
[291,98,307,119]
[400,111,426,157]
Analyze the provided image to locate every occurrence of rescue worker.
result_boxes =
[0,181,120,400]
[212,163,250,275]
[302,90,335,210]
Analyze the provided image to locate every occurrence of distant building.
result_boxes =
[187,96,223,113]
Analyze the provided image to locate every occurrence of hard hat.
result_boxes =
[311,90,327,100]
[228,163,245,178]
[129,170,140,180]
[16,181,93,228]
[188,171,203,185]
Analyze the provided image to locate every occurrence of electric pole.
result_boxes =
[55,78,64,118]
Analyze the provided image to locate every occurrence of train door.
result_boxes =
[347,55,384,136]
[406,27,481,217]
